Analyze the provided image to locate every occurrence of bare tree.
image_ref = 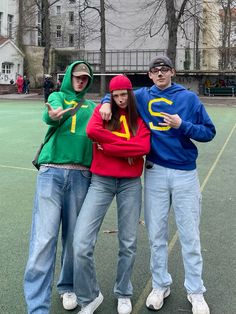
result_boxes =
[166,0,182,63]
[219,0,236,69]
[78,0,116,95]
[19,0,60,74]
[41,0,61,73]
[100,0,106,95]
[78,0,106,94]
[134,0,202,67]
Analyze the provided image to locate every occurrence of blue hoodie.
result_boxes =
[102,83,216,170]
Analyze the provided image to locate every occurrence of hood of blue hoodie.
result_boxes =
[149,82,186,97]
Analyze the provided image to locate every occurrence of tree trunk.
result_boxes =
[165,0,178,67]
[227,3,232,68]
[221,1,231,69]
[17,0,24,50]
[100,0,106,95]
[195,22,200,70]
[42,0,51,74]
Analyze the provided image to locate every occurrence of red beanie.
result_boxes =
[109,75,132,92]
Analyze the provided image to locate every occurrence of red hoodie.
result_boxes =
[86,104,150,178]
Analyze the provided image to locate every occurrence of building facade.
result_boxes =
[0,0,24,85]
[45,0,224,75]
[0,37,24,85]
[1,0,232,92]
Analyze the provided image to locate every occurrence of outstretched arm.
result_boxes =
[45,103,72,121]
[42,93,72,125]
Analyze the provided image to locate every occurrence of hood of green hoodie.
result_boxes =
[60,60,93,101]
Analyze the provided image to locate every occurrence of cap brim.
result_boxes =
[152,64,172,68]
[73,71,91,78]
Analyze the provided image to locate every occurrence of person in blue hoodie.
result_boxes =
[99,56,216,314]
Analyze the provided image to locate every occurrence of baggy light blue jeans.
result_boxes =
[73,174,142,306]
[144,163,206,294]
[24,166,91,314]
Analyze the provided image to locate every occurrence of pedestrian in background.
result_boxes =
[23,76,30,94]
[43,74,54,102]
[16,74,23,93]
[56,77,62,91]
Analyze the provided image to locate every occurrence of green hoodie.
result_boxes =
[38,61,96,167]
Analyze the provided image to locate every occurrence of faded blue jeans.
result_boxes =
[144,163,206,294]
[73,174,142,306]
[24,166,91,314]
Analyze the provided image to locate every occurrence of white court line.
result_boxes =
[132,122,236,314]
[0,164,36,172]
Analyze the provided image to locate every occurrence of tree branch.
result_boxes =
[49,0,61,7]
[177,0,190,21]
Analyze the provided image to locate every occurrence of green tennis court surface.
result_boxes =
[0,99,235,314]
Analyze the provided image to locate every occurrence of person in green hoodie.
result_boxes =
[24,61,96,314]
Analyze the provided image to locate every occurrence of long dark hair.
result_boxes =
[106,90,138,136]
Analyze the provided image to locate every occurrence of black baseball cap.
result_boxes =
[149,56,173,70]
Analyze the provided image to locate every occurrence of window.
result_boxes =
[56,6,61,15]
[69,34,74,46]
[2,63,12,74]
[7,14,13,38]
[0,12,2,36]
[69,11,74,24]
[57,25,62,38]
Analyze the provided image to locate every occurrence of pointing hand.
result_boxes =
[45,102,72,121]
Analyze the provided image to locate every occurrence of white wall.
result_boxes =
[0,41,23,84]
[0,0,19,41]
[201,0,221,70]
[83,0,168,51]
[80,0,201,71]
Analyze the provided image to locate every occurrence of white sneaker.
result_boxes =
[60,292,78,310]
[187,294,210,314]
[78,292,104,314]
[117,298,132,314]
[146,287,170,310]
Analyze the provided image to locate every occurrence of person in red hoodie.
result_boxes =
[73,75,150,314]
[16,74,24,93]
